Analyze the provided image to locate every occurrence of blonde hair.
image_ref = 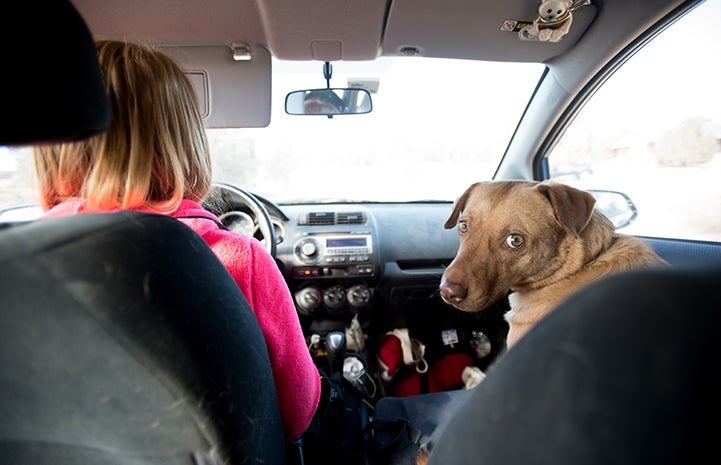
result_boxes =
[33,40,211,212]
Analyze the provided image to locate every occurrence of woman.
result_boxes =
[32,40,321,441]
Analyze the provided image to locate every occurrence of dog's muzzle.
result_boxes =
[439,277,467,305]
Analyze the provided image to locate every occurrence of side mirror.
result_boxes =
[589,189,638,229]
[285,88,372,117]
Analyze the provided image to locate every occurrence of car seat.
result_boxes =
[0,2,286,464]
[0,212,286,465]
[426,262,721,465]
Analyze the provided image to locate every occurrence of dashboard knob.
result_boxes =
[346,284,372,309]
[295,238,322,264]
[323,285,346,314]
[301,241,317,257]
[295,287,322,315]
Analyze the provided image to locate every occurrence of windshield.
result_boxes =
[207,57,544,204]
[0,57,543,210]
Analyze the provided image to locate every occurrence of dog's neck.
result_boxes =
[579,210,617,263]
[504,299,538,348]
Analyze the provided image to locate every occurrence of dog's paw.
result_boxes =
[462,365,485,389]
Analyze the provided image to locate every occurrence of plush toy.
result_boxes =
[376,328,427,383]
[462,366,485,389]
[386,353,474,397]
[519,0,590,43]
[376,328,475,397]
[538,0,574,23]
[519,0,572,42]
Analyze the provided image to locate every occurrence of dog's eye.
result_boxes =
[458,221,469,234]
[505,234,524,249]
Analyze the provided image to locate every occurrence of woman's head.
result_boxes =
[34,40,211,212]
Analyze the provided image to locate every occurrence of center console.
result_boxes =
[276,207,381,317]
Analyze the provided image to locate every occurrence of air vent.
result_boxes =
[298,211,367,226]
[337,212,366,225]
[304,212,335,226]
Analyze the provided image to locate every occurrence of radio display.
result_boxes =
[327,237,367,248]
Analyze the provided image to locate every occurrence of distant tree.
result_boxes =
[653,117,719,167]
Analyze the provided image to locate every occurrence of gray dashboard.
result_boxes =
[275,202,459,316]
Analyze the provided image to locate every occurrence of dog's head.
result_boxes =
[439,180,607,312]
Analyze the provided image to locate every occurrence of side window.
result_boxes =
[548,1,721,242]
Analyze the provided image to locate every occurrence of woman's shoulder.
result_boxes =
[172,199,226,234]
[172,199,277,263]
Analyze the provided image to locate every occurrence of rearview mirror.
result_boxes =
[285,88,372,117]
[589,189,638,229]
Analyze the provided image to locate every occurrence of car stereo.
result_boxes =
[290,234,376,279]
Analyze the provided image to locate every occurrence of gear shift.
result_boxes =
[325,331,346,375]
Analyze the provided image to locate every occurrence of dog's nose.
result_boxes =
[439,278,467,304]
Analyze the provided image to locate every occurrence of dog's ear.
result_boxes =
[536,181,596,238]
[444,183,479,229]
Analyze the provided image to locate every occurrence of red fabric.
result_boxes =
[384,352,473,397]
[376,333,405,381]
[42,199,321,440]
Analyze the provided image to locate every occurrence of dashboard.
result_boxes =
[207,184,512,399]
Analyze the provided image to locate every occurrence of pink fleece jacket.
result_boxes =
[42,199,321,440]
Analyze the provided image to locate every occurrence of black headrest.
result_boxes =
[2,1,110,146]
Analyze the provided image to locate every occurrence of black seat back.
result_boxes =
[0,212,286,465]
[428,263,721,465]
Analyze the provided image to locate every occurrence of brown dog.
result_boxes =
[439,180,668,349]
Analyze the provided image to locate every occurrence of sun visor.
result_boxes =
[383,0,596,63]
[160,44,271,128]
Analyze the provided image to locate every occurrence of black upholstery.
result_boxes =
[0,212,286,465]
[2,0,110,145]
[427,263,721,465]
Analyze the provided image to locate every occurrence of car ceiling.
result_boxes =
[72,0,688,66]
[70,0,697,155]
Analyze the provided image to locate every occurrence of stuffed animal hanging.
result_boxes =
[519,0,591,43]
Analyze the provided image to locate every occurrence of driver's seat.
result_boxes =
[0,2,286,464]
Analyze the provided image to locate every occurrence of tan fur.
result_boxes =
[439,180,668,349]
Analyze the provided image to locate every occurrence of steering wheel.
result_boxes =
[203,182,277,258]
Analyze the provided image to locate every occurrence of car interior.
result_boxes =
[2,0,721,464]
